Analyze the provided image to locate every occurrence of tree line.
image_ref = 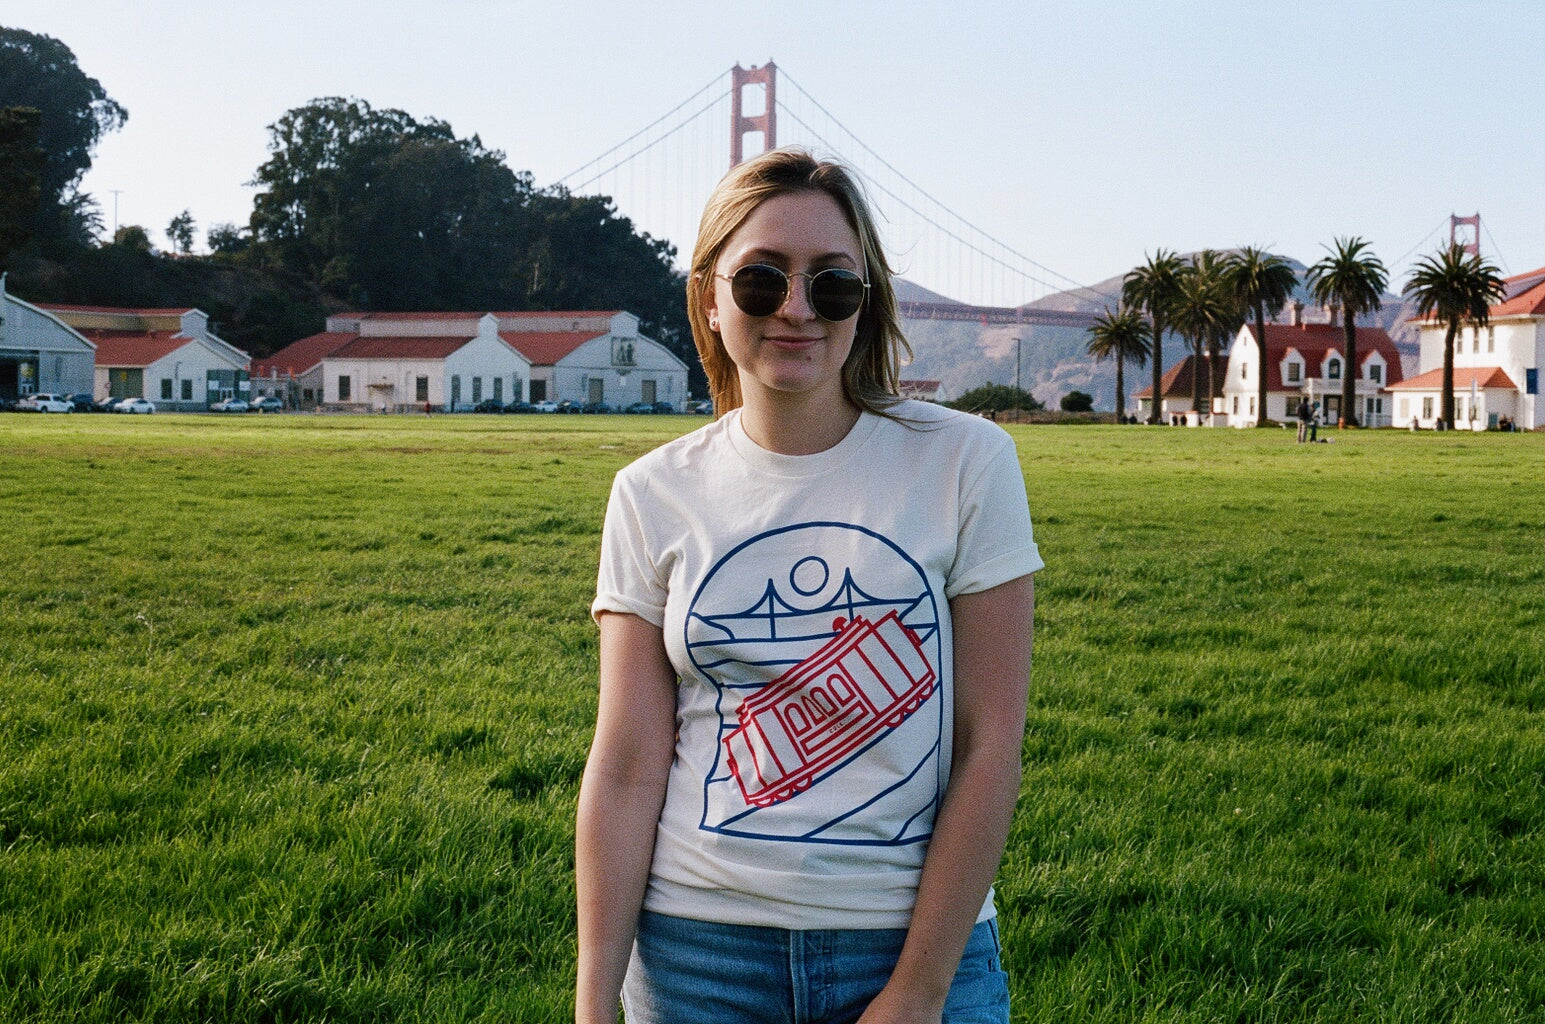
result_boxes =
[0,26,697,388]
[1086,239,1505,429]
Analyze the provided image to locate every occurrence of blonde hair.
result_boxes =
[687,148,910,416]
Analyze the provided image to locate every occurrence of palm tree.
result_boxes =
[1085,305,1151,423]
[1228,247,1298,426]
[1402,243,1506,429]
[1306,237,1387,427]
[1122,249,1185,424]
[1170,250,1235,419]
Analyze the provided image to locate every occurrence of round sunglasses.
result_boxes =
[715,264,869,322]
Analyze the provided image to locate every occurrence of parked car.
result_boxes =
[651,401,678,414]
[249,396,285,413]
[18,393,73,413]
[67,393,96,412]
[115,398,156,414]
[532,400,558,413]
[555,400,583,414]
[623,401,656,414]
[472,398,506,413]
[92,395,123,413]
[581,401,615,415]
[686,399,714,414]
[210,398,249,413]
[504,401,536,414]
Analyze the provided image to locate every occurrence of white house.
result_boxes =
[318,313,533,412]
[1222,316,1404,428]
[1133,355,1227,425]
[1391,265,1544,430]
[274,309,688,411]
[0,276,96,400]
[38,304,250,409]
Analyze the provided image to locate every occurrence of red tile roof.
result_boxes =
[253,332,357,377]
[38,304,195,316]
[78,329,193,367]
[1385,366,1518,391]
[329,336,472,360]
[1132,355,1228,400]
[1243,322,1404,390]
[1491,266,1545,318]
[502,330,597,365]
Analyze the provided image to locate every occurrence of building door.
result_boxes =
[529,379,546,402]
[588,378,604,404]
[1322,396,1340,424]
[641,379,657,404]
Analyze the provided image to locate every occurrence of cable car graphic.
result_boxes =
[722,610,936,808]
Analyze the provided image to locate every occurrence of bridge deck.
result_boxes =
[898,301,1098,329]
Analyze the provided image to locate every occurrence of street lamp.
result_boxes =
[1013,336,1022,416]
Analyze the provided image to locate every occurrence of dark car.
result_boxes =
[504,401,536,414]
[473,399,506,413]
[92,395,122,413]
[555,400,582,414]
[67,393,95,412]
[581,401,614,415]
[623,401,656,414]
[651,401,678,414]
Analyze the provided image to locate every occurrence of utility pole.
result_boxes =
[109,190,123,241]
[1013,337,1022,413]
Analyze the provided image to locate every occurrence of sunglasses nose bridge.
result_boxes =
[777,272,819,320]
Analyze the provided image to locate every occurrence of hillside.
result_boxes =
[898,257,1422,411]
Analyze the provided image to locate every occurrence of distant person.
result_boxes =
[577,148,1041,1024]
[1309,401,1321,443]
[1296,397,1311,443]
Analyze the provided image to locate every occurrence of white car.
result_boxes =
[18,393,73,413]
[115,398,156,414]
[532,400,559,413]
[210,398,250,413]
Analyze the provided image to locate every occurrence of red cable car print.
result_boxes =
[723,611,936,808]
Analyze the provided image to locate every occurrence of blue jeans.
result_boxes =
[621,910,1009,1023]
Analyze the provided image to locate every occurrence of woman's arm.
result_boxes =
[862,574,1035,1023]
[575,611,678,1024]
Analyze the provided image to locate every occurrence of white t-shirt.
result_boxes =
[592,400,1043,929]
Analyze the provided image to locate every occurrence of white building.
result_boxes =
[38,304,250,409]
[0,276,96,400]
[1133,355,1227,425]
[1222,316,1404,428]
[1390,265,1544,430]
[270,309,688,411]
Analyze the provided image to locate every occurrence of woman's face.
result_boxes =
[707,190,864,410]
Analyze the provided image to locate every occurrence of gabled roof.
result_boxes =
[329,336,472,360]
[79,329,194,367]
[1491,265,1545,318]
[1133,355,1227,400]
[502,330,598,365]
[1385,366,1518,391]
[253,332,357,377]
[1241,322,1404,389]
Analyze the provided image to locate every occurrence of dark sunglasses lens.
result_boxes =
[730,265,789,317]
[810,269,866,321]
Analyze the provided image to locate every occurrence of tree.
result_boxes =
[1402,242,1506,429]
[1084,305,1150,423]
[947,383,1043,414]
[1060,390,1094,413]
[0,28,127,249]
[1227,246,1298,426]
[1306,237,1387,427]
[111,224,153,252]
[1123,249,1185,423]
[1170,250,1237,418]
[0,105,44,268]
[166,209,195,254]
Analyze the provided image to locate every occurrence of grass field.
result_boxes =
[2,413,1542,1023]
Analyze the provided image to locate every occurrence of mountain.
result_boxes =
[896,255,1420,411]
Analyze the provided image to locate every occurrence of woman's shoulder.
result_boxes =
[881,400,1016,449]
[615,411,738,484]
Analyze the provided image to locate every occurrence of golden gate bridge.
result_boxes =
[557,62,1114,329]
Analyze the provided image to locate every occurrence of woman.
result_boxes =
[577,148,1041,1024]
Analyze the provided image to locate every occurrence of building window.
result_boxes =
[1231,396,1239,414]
[181,379,193,401]
[1240,363,1248,381]
[1398,398,1409,420]
[451,375,461,407]
[161,378,173,400]
[416,376,429,402]
[338,375,352,402]
[1287,362,1301,383]
[472,376,483,403]
[1368,364,1382,383]
[513,376,524,402]
[1422,396,1434,420]
[1328,358,1341,380]
[303,387,315,404]
[1487,326,1495,353]
[493,376,503,402]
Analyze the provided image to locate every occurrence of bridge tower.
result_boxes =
[729,62,777,167]
[1450,212,1481,257]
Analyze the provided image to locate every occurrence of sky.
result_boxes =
[8,0,1544,304]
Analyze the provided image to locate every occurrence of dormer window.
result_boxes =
[1286,362,1301,383]
[1328,358,1342,381]
[1368,364,1382,384]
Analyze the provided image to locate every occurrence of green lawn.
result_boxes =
[2,414,1542,1023]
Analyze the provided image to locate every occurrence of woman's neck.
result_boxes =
[737,387,862,456]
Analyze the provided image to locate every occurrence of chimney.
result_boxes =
[1290,301,1303,328]
[1324,303,1338,327]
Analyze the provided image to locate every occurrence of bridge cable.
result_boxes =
[556,70,727,186]
[562,90,729,194]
